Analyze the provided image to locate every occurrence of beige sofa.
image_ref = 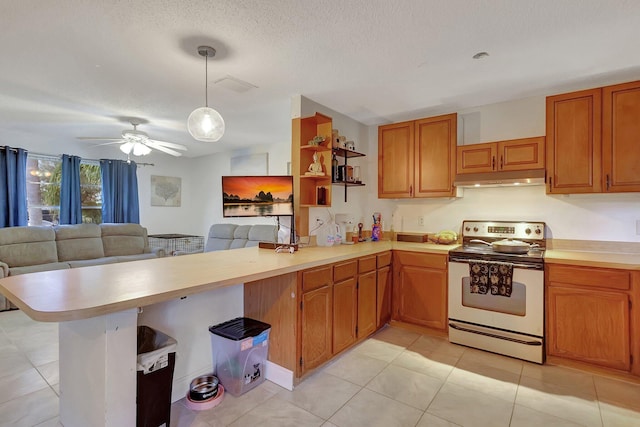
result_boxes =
[0,223,164,310]
[173,224,279,255]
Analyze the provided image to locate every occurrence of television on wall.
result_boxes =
[222,175,294,218]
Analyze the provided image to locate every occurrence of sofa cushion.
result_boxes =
[230,225,251,249]
[10,262,71,276]
[67,257,120,268]
[55,224,105,261]
[101,223,149,257]
[116,253,159,263]
[248,225,278,243]
[0,226,58,267]
[205,224,237,252]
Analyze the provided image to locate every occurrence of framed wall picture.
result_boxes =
[151,175,182,207]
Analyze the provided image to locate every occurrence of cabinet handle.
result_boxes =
[492,156,495,170]
[606,174,610,191]
[500,155,503,170]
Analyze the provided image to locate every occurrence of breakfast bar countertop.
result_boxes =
[0,240,459,323]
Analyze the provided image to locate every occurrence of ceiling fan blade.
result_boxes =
[93,140,125,147]
[146,141,183,157]
[148,139,188,151]
[77,137,122,141]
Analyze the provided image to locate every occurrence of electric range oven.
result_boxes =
[448,220,546,363]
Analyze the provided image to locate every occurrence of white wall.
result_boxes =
[186,142,291,240]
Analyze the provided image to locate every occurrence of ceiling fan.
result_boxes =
[78,120,188,157]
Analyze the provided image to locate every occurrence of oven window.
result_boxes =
[461,277,526,316]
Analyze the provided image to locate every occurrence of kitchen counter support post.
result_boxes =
[59,308,138,427]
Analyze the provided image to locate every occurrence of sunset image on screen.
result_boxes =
[222,176,294,217]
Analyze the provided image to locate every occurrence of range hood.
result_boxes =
[454,169,546,188]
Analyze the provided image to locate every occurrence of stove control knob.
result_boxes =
[473,227,478,232]
[465,226,471,232]
[535,228,541,235]
[525,228,531,235]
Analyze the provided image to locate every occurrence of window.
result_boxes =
[26,155,103,225]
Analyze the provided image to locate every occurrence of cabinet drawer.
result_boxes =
[394,251,447,270]
[377,251,391,268]
[548,265,629,290]
[334,261,357,283]
[358,256,377,274]
[302,266,333,292]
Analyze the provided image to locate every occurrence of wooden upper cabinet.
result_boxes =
[546,88,602,194]
[457,143,497,173]
[414,114,457,197]
[603,80,640,192]
[378,114,457,198]
[457,137,544,174]
[378,121,414,198]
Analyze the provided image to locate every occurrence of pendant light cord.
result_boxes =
[204,52,209,108]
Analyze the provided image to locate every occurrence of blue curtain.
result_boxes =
[0,146,28,227]
[59,154,82,224]
[100,159,139,223]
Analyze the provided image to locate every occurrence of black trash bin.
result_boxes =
[209,317,271,397]
[136,326,177,427]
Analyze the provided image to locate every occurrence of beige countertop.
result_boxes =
[544,249,640,270]
[5,236,637,323]
[0,241,456,323]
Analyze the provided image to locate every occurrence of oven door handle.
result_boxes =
[449,322,542,346]
[448,257,543,270]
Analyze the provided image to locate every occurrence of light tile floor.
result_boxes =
[1,309,639,427]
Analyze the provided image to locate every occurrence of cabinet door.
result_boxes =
[300,286,332,374]
[376,265,392,328]
[357,270,377,339]
[378,121,414,198]
[547,286,630,371]
[394,264,447,330]
[603,80,640,192]
[546,88,602,193]
[457,143,497,174]
[499,137,545,171]
[333,278,357,354]
[414,114,457,197]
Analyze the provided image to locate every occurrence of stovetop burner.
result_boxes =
[449,220,546,267]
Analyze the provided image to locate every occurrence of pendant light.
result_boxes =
[187,46,225,142]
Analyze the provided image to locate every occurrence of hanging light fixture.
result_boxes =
[187,46,225,142]
[120,141,151,156]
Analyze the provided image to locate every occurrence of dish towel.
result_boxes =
[469,261,490,294]
[489,262,513,297]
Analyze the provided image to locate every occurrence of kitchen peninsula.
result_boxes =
[0,240,453,427]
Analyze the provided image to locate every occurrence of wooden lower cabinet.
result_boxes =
[546,264,635,373]
[333,277,357,354]
[376,251,392,328]
[392,251,448,331]
[300,284,333,373]
[358,270,377,339]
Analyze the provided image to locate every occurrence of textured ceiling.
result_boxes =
[2,0,639,158]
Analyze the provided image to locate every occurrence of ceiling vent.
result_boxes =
[214,76,258,93]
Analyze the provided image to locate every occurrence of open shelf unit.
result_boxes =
[332,147,366,202]
[292,113,333,236]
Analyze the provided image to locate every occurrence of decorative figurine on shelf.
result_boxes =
[305,151,325,176]
[308,136,325,146]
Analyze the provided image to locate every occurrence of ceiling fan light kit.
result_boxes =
[188,46,225,142]
[79,121,188,157]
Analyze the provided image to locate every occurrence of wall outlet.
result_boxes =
[418,216,425,227]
